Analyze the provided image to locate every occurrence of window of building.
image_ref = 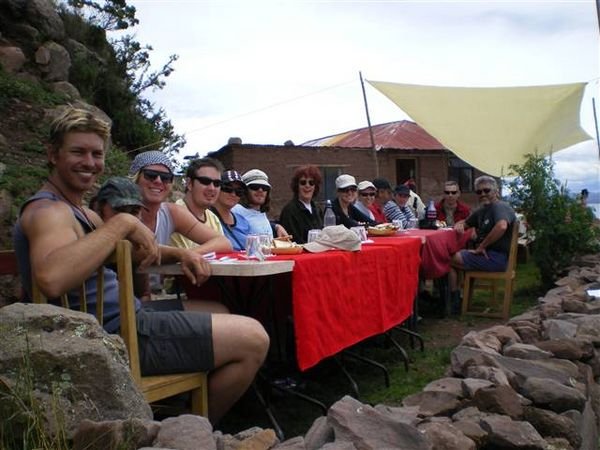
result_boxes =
[316,166,343,203]
[448,157,474,192]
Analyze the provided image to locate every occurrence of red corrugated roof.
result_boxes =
[302,120,447,150]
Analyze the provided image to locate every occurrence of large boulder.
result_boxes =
[0,303,151,438]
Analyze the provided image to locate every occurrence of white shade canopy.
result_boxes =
[368,80,593,176]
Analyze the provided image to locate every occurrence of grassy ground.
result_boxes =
[215,259,543,438]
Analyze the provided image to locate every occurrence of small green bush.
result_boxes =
[509,153,599,287]
[0,68,65,110]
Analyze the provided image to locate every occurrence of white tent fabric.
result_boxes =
[368,80,592,176]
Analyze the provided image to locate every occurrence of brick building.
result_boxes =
[207,120,488,220]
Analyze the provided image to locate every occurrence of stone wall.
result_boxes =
[50,254,600,449]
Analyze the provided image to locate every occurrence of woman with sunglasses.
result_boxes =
[353,180,379,223]
[233,169,289,238]
[210,170,252,251]
[333,174,378,228]
[279,165,323,244]
[130,151,232,292]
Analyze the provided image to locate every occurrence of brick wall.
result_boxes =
[207,144,487,219]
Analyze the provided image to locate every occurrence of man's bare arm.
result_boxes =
[22,200,158,298]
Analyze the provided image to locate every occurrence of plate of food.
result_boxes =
[367,223,398,236]
[271,236,304,255]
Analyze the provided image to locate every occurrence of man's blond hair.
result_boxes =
[49,106,111,152]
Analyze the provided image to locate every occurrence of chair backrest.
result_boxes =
[29,240,142,383]
[505,220,520,275]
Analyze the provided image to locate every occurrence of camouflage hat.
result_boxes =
[96,177,146,209]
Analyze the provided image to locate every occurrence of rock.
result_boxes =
[503,342,553,360]
[417,421,476,450]
[480,415,546,449]
[521,377,586,413]
[328,396,432,450]
[522,406,580,448]
[154,415,215,450]
[72,418,160,450]
[0,303,151,438]
[534,339,586,360]
[461,378,495,398]
[451,419,488,446]
[423,377,464,397]
[542,319,578,340]
[0,45,25,73]
[401,390,462,417]
[303,415,333,450]
[49,81,80,99]
[35,41,71,81]
[471,385,523,418]
[272,436,306,449]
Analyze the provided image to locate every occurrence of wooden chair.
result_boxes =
[461,221,520,320]
[30,240,209,416]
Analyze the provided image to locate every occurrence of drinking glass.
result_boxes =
[245,234,262,259]
[407,218,419,229]
[392,219,403,230]
[259,234,272,256]
[307,229,321,243]
[350,226,368,242]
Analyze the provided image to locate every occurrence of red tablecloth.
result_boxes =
[370,229,471,280]
[272,239,421,370]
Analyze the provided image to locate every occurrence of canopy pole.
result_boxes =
[359,71,379,177]
[593,97,600,158]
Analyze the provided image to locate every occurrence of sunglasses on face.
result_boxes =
[444,190,458,195]
[299,179,315,186]
[360,192,376,197]
[338,187,357,193]
[248,184,271,192]
[476,188,493,195]
[221,185,245,197]
[192,175,222,188]
[141,168,174,183]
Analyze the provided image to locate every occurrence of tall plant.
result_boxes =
[508,153,598,287]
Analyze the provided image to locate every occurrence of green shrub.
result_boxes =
[0,68,65,110]
[509,153,599,288]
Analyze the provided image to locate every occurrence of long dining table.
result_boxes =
[163,238,422,372]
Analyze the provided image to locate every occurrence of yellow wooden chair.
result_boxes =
[31,240,208,416]
[461,221,520,320]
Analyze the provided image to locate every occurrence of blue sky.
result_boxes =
[123,0,599,194]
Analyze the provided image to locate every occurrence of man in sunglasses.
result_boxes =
[449,175,516,314]
[171,157,225,251]
[435,180,471,227]
[14,108,267,423]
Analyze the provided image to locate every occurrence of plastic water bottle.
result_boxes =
[323,200,336,227]
[426,199,437,221]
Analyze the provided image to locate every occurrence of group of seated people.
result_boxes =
[13,106,518,425]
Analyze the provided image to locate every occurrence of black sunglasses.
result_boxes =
[360,192,376,197]
[444,190,458,195]
[299,179,315,186]
[248,184,271,192]
[475,188,492,195]
[192,175,222,187]
[141,168,174,183]
[338,187,357,193]
[221,185,245,196]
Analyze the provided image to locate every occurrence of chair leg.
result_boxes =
[502,278,514,320]
[462,275,471,315]
[190,384,208,417]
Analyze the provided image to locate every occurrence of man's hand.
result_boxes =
[469,245,489,259]
[122,214,160,268]
[180,249,211,286]
[454,220,466,234]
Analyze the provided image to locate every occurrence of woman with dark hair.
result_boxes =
[279,165,323,244]
[233,169,288,238]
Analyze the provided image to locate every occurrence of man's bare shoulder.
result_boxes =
[20,195,77,233]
